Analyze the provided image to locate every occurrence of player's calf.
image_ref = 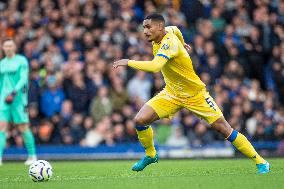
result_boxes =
[18,124,37,164]
[0,122,7,165]
[131,105,160,171]
[133,105,159,158]
[211,117,269,174]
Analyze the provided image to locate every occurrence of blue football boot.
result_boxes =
[256,161,270,174]
[132,154,159,172]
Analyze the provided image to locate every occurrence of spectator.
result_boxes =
[155,119,172,145]
[273,122,284,141]
[124,119,137,142]
[60,100,73,124]
[70,113,85,144]
[110,77,129,111]
[81,117,111,147]
[113,123,127,143]
[127,71,152,103]
[188,122,214,146]
[90,86,112,123]
[166,126,189,147]
[29,103,40,131]
[37,120,54,144]
[28,61,41,104]
[151,73,164,96]
[210,6,226,33]
[40,75,65,118]
[252,123,266,142]
[246,110,264,138]
[65,72,89,114]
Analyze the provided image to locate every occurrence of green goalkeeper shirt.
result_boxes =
[0,54,29,110]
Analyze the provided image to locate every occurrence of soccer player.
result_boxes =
[113,14,270,174]
[0,38,37,165]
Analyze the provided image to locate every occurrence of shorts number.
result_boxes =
[205,97,216,111]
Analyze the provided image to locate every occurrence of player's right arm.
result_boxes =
[113,38,178,72]
[127,56,168,73]
[113,56,168,73]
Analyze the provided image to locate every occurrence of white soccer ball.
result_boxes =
[28,160,53,182]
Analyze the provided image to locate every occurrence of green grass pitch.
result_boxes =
[0,158,283,189]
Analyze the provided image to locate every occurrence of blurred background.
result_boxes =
[0,0,283,160]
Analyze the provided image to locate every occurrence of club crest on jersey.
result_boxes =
[161,43,169,50]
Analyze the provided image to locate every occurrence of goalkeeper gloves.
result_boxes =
[5,91,17,104]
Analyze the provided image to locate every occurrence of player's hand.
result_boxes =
[184,43,192,53]
[5,91,17,104]
[113,59,129,68]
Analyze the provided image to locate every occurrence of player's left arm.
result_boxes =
[168,26,185,46]
[167,26,191,53]
[174,27,192,53]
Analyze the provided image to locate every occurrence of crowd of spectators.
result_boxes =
[0,0,283,154]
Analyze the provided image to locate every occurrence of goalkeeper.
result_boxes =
[0,38,37,165]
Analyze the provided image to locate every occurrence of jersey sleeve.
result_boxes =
[128,55,168,73]
[14,57,29,92]
[156,38,178,60]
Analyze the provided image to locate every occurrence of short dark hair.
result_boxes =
[144,13,165,23]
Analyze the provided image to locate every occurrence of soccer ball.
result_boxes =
[28,160,53,182]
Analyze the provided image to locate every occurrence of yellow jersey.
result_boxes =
[152,26,206,98]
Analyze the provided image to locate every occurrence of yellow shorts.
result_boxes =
[146,89,223,124]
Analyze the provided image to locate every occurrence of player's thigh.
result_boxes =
[146,90,182,120]
[183,90,223,124]
[11,104,29,125]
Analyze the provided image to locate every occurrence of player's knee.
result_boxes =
[17,124,30,133]
[133,115,147,126]
[0,122,8,132]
